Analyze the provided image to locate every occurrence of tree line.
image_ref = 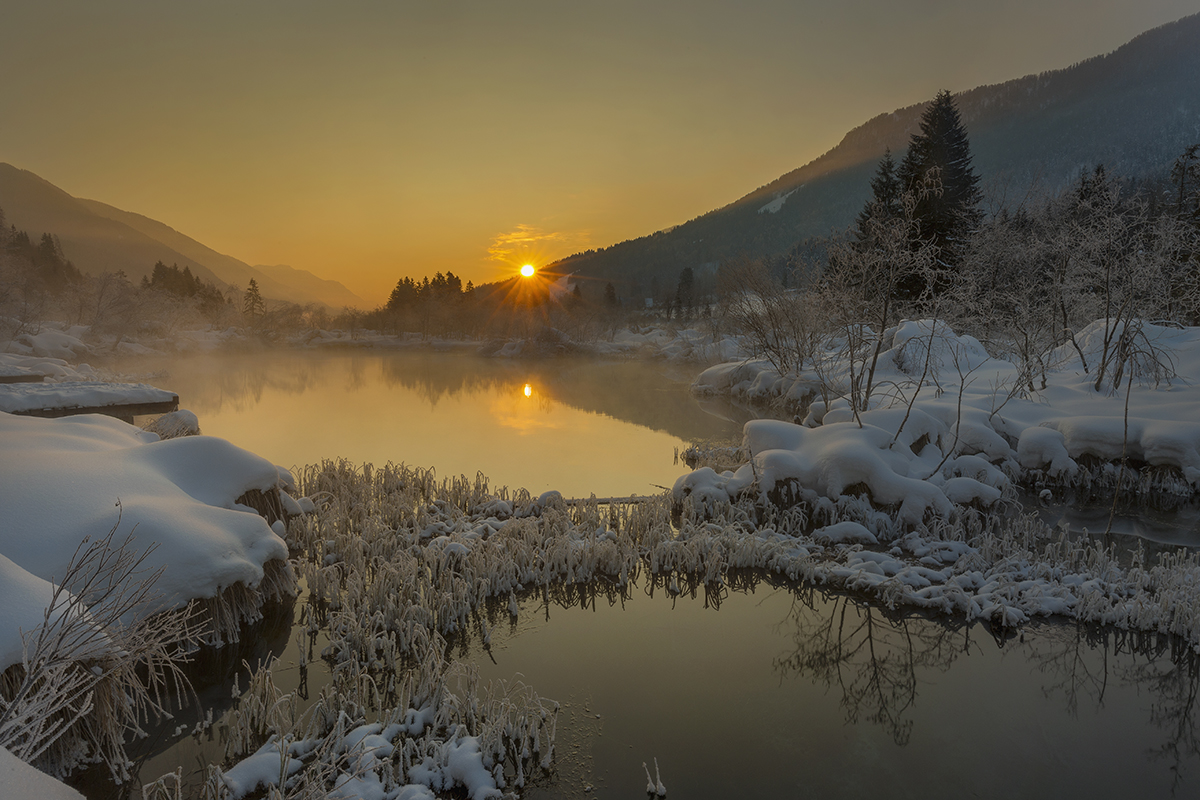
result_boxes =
[0,212,332,346]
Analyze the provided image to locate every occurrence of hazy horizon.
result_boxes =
[2,0,1195,304]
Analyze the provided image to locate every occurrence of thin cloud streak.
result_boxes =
[487,224,592,266]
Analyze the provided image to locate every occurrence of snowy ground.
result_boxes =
[687,319,1200,515]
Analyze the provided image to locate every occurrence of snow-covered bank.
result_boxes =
[666,319,1200,643]
[0,352,104,383]
[287,457,1200,665]
[0,412,302,782]
[688,319,1200,513]
[0,414,296,636]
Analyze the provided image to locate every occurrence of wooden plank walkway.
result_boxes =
[0,367,43,384]
[0,381,178,424]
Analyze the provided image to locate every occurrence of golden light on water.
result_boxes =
[520,265,535,278]
[524,383,532,397]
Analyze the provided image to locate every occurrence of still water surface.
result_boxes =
[115,577,1200,799]
[119,348,749,498]
[86,349,1200,798]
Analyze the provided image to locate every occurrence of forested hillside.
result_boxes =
[553,13,1200,298]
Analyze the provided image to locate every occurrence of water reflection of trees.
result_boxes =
[768,586,1200,785]
[772,589,972,745]
[378,352,519,407]
[1020,623,1200,791]
[121,353,327,414]
[1142,655,1200,790]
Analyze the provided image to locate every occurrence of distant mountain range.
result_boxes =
[553,12,1200,292]
[0,163,366,310]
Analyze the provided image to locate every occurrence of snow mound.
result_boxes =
[675,415,1005,528]
[0,746,84,800]
[686,319,1200,513]
[0,413,292,669]
[0,552,82,671]
[142,409,201,439]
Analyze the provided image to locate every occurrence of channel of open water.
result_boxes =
[76,348,1200,798]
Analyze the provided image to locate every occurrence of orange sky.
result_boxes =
[1,1,1195,305]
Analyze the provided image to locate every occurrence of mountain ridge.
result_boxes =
[0,163,365,310]
[76,198,366,309]
[553,12,1200,292]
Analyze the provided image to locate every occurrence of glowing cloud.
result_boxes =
[487,224,591,269]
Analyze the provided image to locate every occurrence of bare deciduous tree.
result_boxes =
[716,256,818,376]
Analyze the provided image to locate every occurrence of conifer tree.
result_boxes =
[243,278,266,318]
[855,148,901,244]
[386,277,419,311]
[1170,144,1200,221]
[897,90,982,295]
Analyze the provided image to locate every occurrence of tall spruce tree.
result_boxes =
[897,90,982,297]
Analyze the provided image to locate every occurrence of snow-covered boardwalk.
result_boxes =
[0,366,42,383]
[0,380,178,422]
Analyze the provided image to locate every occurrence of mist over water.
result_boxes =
[116,349,751,498]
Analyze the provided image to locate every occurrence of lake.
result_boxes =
[78,348,1200,798]
[114,347,751,498]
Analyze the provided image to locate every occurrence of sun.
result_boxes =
[520,264,535,278]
